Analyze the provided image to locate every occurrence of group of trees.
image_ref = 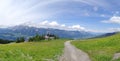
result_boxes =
[0,33,59,44]
[0,39,13,44]
[16,37,25,43]
[28,34,45,42]
[16,33,59,43]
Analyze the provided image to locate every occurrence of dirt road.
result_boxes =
[59,41,91,61]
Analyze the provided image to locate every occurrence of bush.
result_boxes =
[0,39,13,44]
[28,34,44,42]
[28,34,59,42]
[16,37,25,43]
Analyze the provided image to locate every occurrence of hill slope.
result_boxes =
[0,39,65,61]
[94,32,117,38]
[72,33,120,61]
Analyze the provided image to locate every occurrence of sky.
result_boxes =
[0,0,120,32]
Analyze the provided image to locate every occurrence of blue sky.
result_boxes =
[0,0,120,32]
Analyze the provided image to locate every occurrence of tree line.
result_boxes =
[16,34,59,43]
[0,39,13,44]
[0,34,59,44]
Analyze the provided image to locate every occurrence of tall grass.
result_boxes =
[0,39,66,61]
[72,33,120,61]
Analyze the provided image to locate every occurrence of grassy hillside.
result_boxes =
[0,39,66,61]
[72,33,120,61]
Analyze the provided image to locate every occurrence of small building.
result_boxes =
[45,34,55,40]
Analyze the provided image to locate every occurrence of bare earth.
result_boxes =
[112,53,120,61]
[59,41,91,61]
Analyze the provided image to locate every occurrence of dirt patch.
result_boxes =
[112,53,120,61]
[59,41,91,61]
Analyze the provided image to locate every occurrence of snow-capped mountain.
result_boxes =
[0,24,96,40]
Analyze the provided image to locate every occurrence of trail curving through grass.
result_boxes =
[59,41,91,61]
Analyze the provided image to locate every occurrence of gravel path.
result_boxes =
[112,53,120,61]
[59,41,91,61]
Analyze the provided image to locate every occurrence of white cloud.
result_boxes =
[61,24,66,27]
[88,28,120,33]
[102,16,120,24]
[70,25,85,30]
[41,20,49,25]
[0,0,63,26]
[0,0,112,27]
[21,21,120,33]
[49,21,59,26]
[39,21,60,28]
[24,21,86,31]
[85,29,119,33]
[109,28,120,32]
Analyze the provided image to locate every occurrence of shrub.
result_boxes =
[28,34,44,42]
[16,37,25,43]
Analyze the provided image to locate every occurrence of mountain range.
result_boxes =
[0,25,98,40]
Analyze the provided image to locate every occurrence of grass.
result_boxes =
[0,39,66,61]
[72,33,120,61]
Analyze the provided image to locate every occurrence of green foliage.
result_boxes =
[72,33,120,61]
[0,39,66,61]
[29,34,44,42]
[16,37,25,43]
[53,35,59,39]
[0,39,13,44]
[112,58,120,61]
[29,34,59,42]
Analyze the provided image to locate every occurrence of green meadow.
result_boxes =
[72,33,120,61]
[0,39,66,61]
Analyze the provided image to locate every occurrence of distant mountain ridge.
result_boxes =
[93,32,117,38]
[0,25,96,40]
